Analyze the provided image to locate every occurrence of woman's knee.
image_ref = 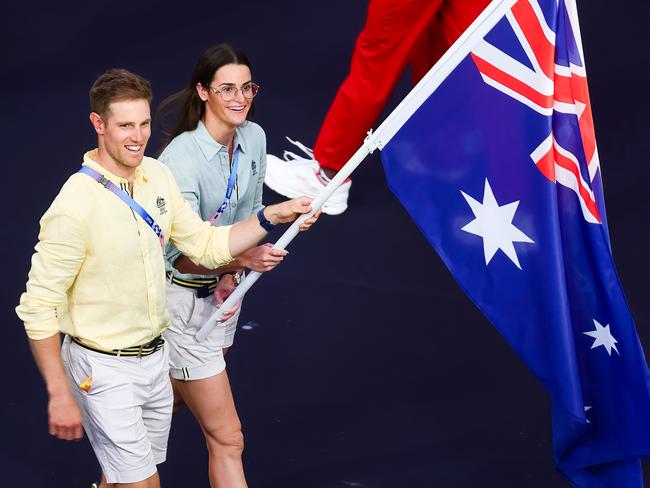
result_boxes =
[205,425,244,453]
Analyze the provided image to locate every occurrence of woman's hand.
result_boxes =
[266,197,317,225]
[298,208,321,231]
[214,274,241,322]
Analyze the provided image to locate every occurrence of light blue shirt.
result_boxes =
[160,120,267,279]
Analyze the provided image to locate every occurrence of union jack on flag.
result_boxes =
[471,0,602,224]
[374,0,650,485]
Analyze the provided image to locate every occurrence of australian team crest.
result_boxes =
[156,196,167,215]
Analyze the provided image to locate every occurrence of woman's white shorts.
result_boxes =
[163,282,241,381]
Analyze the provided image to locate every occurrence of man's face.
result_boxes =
[92,99,151,174]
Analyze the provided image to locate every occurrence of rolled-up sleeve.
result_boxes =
[16,206,86,340]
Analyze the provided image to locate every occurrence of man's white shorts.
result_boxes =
[163,282,240,381]
[61,335,173,484]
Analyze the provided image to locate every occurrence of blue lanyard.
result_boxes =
[209,147,239,224]
[78,166,165,247]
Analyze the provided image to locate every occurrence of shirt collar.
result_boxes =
[82,149,148,185]
[191,120,249,162]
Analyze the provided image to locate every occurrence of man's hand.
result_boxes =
[239,243,287,272]
[48,392,84,441]
[214,274,241,322]
[28,335,84,442]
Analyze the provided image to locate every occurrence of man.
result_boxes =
[265,0,490,214]
[16,68,317,488]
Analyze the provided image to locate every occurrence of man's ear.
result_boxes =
[89,112,105,135]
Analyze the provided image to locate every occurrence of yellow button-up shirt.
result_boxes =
[16,150,233,350]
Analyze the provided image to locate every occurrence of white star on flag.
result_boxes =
[461,179,534,269]
[584,406,592,424]
[583,319,619,356]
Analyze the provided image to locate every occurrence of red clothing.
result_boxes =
[313,0,490,171]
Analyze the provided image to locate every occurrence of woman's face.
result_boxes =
[201,63,253,130]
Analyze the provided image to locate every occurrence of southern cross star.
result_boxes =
[461,179,534,269]
[584,405,592,424]
[583,319,619,356]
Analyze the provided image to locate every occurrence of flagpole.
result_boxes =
[195,0,512,342]
[195,143,372,342]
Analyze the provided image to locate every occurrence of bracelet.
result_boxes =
[257,207,276,231]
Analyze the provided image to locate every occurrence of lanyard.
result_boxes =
[78,166,165,247]
[208,147,239,225]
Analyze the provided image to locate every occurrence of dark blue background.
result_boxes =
[1,1,648,486]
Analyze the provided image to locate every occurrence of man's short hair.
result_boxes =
[90,69,153,118]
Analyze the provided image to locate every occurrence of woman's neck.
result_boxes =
[202,115,235,149]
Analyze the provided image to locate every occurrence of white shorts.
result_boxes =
[61,335,173,484]
[164,282,241,381]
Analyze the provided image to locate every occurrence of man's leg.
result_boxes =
[141,346,174,483]
[265,0,445,215]
[313,0,447,172]
[410,0,491,83]
[62,339,169,486]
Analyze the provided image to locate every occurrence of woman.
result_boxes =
[158,44,300,487]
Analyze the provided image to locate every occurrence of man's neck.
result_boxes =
[93,148,136,183]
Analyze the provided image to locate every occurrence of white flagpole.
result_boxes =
[195,0,512,342]
[195,143,372,342]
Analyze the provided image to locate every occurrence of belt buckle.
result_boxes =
[137,344,145,358]
[196,285,211,299]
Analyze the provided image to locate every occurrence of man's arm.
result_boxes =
[29,335,83,441]
[227,199,315,256]
[173,243,288,275]
[17,201,87,441]
[167,161,317,269]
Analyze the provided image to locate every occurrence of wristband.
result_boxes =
[257,207,276,231]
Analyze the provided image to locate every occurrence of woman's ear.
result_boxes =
[196,83,209,102]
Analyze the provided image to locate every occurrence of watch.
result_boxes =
[222,271,242,286]
[257,207,276,231]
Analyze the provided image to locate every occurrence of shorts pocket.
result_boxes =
[166,284,196,332]
[64,344,95,395]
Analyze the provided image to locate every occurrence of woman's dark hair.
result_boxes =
[157,44,254,147]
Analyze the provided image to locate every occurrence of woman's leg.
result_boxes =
[171,375,186,414]
[172,372,247,488]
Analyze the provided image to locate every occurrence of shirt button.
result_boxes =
[231,202,237,209]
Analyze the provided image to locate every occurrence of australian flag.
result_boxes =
[378,0,650,485]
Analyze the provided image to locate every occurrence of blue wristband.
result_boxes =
[257,207,276,231]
